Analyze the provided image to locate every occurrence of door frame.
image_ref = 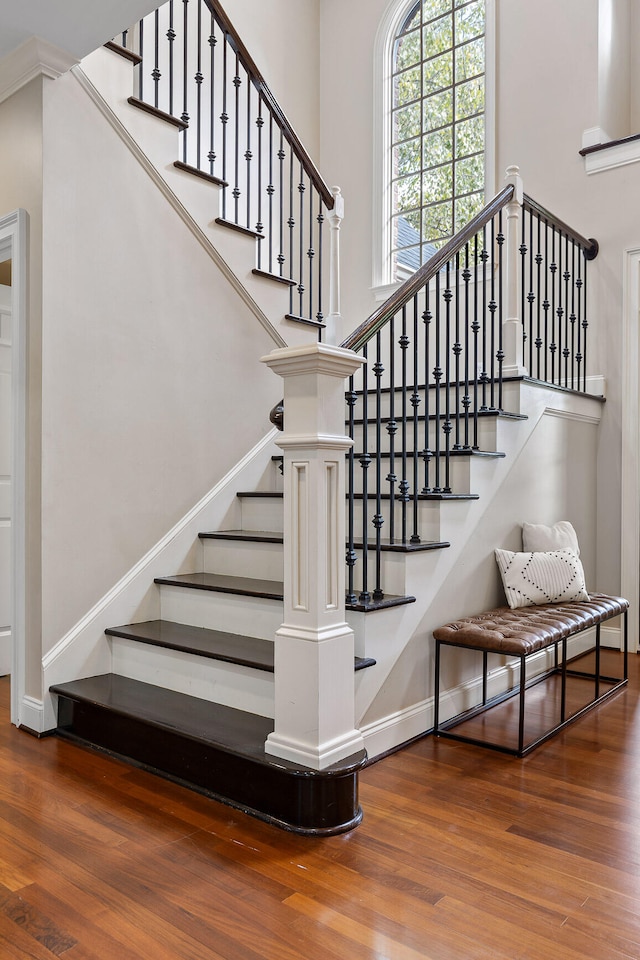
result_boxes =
[621,245,640,654]
[0,210,27,724]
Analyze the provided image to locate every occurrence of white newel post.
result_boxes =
[324,187,344,345]
[502,164,528,377]
[261,342,366,770]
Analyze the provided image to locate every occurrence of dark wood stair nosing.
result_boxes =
[173,160,227,187]
[103,41,142,65]
[252,268,296,287]
[127,97,187,129]
[215,217,263,240]
[284,313,326,329]
[198,529,449,553]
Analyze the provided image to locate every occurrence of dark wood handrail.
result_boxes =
[341,185,515,353]
[522,193,598,261]
[205,0,334,210]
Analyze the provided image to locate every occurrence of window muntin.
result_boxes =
[391,0,485,277]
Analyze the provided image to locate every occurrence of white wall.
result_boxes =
[598,0,630,141]
[39,66,282,656]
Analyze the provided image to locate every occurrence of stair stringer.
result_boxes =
[354,379,605,758]
[75,46,317,351]
[41,429,281,731]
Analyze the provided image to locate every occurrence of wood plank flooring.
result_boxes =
[0,655,639,958]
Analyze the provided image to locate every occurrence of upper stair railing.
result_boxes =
[113,0,335,333]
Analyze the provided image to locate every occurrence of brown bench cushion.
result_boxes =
[433,593,629,657]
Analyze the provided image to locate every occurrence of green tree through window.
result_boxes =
[391,0,485,278]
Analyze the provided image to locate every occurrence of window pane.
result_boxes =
[422,14,452,60]
[455,114,484,157]
[423,89,453,131]
[423,127,453,166]
[423,50,453,95]
[394,138,421,177]
[455,75,484,120]
[423,200,453,242]
[422,0,452,22]
[455,153,484,194]
[395,174,421,213]
[423,165,453,203]
[454,191,484,231]
[455,36,484,81]
[395,65,421,107]
[395,29,421,72]
[394,211,421,247]
[455,0,484,44]
[394,101,422,141]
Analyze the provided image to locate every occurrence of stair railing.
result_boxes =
[338,167,598,607]
[113,0,336,334]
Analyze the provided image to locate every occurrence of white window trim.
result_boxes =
[371,0,496,297]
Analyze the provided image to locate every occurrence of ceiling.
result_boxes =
[0,0,162,63]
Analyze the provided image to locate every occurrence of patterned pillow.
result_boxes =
[495,548,590,609]
[521,520,580,557]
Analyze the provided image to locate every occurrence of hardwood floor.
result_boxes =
[0,655,639,959]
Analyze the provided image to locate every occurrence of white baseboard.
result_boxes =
[17,695,45,735]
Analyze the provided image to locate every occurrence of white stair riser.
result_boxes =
[347,385,506,423]
[203,537,284,580]
[348,455,472,496]
[111,636,274,718]
[159,583,283,638]
[239,497,284,532]
[352,415,502,454]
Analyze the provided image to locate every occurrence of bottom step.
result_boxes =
[50,675,365,835]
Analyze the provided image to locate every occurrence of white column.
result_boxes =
[324,187,344,345]
[261,342,366,769]
[502,164,528,377]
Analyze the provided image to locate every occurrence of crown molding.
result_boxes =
[0,36,78,105]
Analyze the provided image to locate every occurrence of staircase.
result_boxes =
[46,6,606,835]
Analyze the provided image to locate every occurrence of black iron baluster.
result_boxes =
[316,204,324,334]
[288,151,294,316]
[520,206,528,371]
[582,253,589,392]
[359,344,371,603]
[387,316,397,538]
[556,229,563,386]
[489,218,497,410]
[462,243,471,449]
[345,379,357,606]
[576,249,583,389]
[267,116,274,272]
[411,294,421,543]
[535,214,542,379]
[255,97,263,265]
[453,250,461,450]
[181,0,189,164]
[497,211,504,410]
[195,0,203,169]
[245,64,252,229]
[472,233,480,449]
[277,132,285,278]
[373,332,385,598]
[543,219,549,381]
[138,17,144,101]
[527,209,535,375]
[220,33,228,218]
[422,284,433,492]
[168,2,175,117]
[399,307,410,543]
[298,163,305,317]
[563,234,570,387]
[152,9,160,109]
[443,262,452,492]
[480,226,488,410]
[232,52,241,223]
[550,225,557,384]
[122,29,128,48]
[308,185,315,329]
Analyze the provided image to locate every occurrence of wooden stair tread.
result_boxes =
[106,619,376,672]
[198,529,449,552]
[154,572,284,599]
[50,675,366,834]
[350,409,528,425]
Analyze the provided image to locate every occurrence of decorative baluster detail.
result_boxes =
[244,69,252,230]
[527,209,535,375]
[453,250,462,450]
[480,228,489,411]
[152,9,161,109]
[308,186,315,331]
[443,262,452,492]
[422,285,433,492]
[535,215,543,379]
[168,2,175,117]
[497,211,505,410]
[138,17,144,101]
[555,230,563,385]
[207,15,215,174]
[570,240,576,388]
[194,1,203,169]
[489,218,497,410]
[472,235,480,449]
[255,99,263,265]
[232,53,241,223]
[542,219,549,381]
[220,31,228,217]
[387,316,397,538]
[181,0,189,163]
[582,255,589,392]
[563,234,570,387]
[298,165,306,318]
[267,116,274,272]
[576,252,583,388]
[316,206,324,332]
[288,152,294,315]
[399,307,410,543]
[277,133,285,277]
[549,227,557,383]
[373,333,385,598]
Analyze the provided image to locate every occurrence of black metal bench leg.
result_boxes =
[561,637,567,724]
[482,651,488,705]
[595,622,601,701]
[518,654,526,755]
[624,610,629,679]
[434,640,441,734]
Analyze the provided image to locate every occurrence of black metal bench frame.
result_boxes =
[434,607,628,757]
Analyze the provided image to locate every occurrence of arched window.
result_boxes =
[380,0,488,283]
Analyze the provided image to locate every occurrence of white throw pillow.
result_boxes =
[521,520,580,557]
[495,548,590,609]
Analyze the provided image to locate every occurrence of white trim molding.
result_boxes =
[0,209,28,728]
[621,245,640,653]
[582,136,640,175]
[0,37,78,105]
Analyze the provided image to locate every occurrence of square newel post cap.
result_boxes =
[260,342,365,381]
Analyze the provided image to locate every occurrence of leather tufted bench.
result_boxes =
[433,593,629,756]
